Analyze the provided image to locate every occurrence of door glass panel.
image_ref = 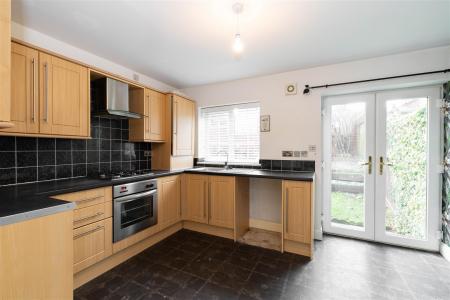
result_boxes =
[330,103,366,229]
[385,98,427,240]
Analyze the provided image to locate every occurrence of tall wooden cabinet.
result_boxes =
[0,0,11,128]
[0,42,90,138]
[172,94,195,156]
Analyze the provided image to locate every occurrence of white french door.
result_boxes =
[323,86,441,251]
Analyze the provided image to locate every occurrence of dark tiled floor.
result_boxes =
[75,230,450,300]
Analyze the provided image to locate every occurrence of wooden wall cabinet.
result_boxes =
[0,0,12,128]
[0,42,90,138]
[39,52,89,137]
[183,174,235,229]
[0,43,39,134]
[158,175,181,230]
[172,94,195,156]
[129,88,166,142]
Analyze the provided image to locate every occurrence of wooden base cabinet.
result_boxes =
[282,180,314,258]
[182,174,235,230]
[158,175,181,230]
[209,176,235,229]
[0,210,74,299]
[73,218,113,274]
[52,187,113,273]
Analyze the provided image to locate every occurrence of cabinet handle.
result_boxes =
[173,101,177,134]
[75,196,103,205]
[208,182,211,220]
[203,181,207,218]
[43,62,48,122]
[31,58,36,122]
[73,225,104,239]
[285,189,289,234]
[73,212,104,224]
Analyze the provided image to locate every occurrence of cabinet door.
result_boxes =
[209,176,235,229]
[283,181,312,243]
[73,217,112,274]
[39,53,89,137]
[1,43,39,134]
[0,0,11,125]
[172,95,195,156]
[183,174,208,223]
[158,175,181,230]
[149,90,165,141]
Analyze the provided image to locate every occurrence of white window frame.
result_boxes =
[198,102,260,165]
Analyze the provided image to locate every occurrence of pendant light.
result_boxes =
[232,2,244,55]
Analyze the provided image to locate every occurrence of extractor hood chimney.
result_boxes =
[91,77,142,119]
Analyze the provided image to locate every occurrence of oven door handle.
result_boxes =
[115,190,157,204]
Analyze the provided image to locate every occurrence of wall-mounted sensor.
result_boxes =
[285,83,297,95]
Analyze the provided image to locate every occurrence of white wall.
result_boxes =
[11,22,176,92]
[180,45,450,238]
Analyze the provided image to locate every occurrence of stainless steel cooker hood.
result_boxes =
[91,77,142,119]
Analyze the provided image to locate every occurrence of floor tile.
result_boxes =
[74,231,450,300]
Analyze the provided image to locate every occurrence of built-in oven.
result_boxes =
[113,179,158,242]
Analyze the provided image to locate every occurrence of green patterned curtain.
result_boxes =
[443,82,450,246]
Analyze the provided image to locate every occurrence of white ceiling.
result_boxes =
[12,0,450,88]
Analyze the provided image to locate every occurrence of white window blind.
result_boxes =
[199,102,260,164]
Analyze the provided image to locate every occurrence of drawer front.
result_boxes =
[54,187,112,209]
[73,202,106,229]
[73,218,112,274]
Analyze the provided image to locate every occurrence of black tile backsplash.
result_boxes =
[259,159,315,172]
[194,158,315,172]
[0,117,151,186]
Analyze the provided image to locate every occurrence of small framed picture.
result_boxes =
[260,115,270,132]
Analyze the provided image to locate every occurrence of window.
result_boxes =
[199,102,260,164]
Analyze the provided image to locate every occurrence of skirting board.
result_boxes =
[249,218,281,233]
[440,242,450,262]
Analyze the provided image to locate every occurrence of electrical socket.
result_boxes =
[293,151,300,157]
[308,145,317,153]
[300,151,308,157]
[144,150,152,157]
[282,151,293,157]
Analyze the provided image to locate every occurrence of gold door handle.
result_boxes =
[379,156,393,175]
[359,156,372,175]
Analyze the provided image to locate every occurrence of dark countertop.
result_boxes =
[0,170,183,226]
[0,168,313,226]
[184,167,315,181]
